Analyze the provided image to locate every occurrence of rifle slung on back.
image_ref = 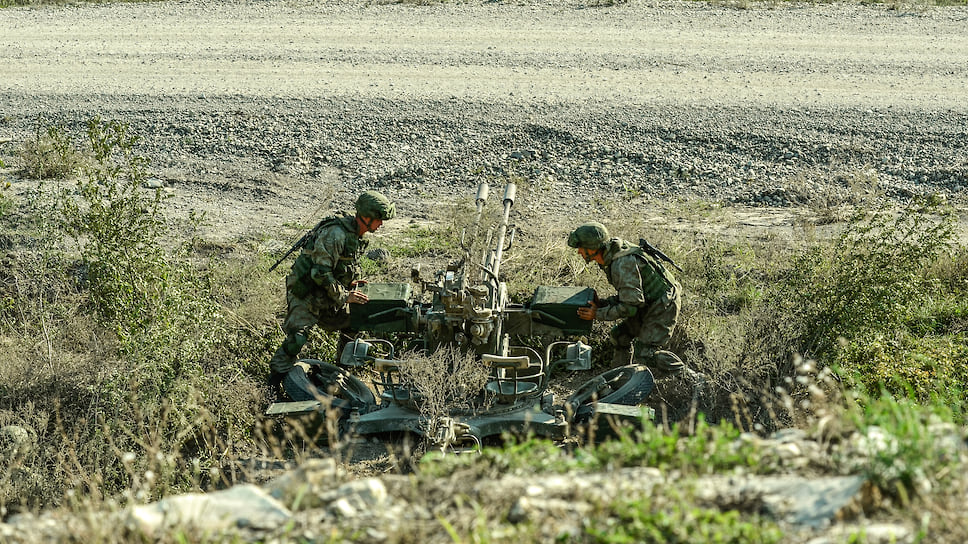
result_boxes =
[269,216,338,272]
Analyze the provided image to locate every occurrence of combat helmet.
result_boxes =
[355,190,396,220]
[567,222,609,249]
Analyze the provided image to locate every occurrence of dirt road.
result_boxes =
[4,1,967,107]
[2,0,967,242]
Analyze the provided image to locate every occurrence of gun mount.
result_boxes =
[266,182,655,450]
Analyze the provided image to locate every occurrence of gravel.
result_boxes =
[1,0,967,239]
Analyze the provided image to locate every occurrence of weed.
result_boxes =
[586,495,783,544]
[18,122,82,180]
[742,198,955,374]
[56,118,221,369]
[0,119,270,514]
[0,165,10,218]
[396,346,492,440]
[837,393,964,498]
[388,224,456,258]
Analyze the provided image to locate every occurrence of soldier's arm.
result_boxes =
[308,227,349,304]
[596,256,645,321]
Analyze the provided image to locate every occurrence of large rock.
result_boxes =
[126,484,291,538]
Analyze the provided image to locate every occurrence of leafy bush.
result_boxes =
[55,119,222,390]
[742,199,955,375]
[837,333,968,404]
[0,119,268,512]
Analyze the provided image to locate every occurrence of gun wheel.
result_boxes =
[565,364,654,423]
[283,359,377,417]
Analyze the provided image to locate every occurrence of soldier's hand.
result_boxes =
[350,279,368,288]
[347,290,369,304]
[577,303,597,321]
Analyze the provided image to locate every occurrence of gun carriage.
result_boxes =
[266,182,655,450]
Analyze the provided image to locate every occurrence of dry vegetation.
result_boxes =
[1,118,968,541]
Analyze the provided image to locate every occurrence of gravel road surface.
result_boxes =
[2,0,967,240]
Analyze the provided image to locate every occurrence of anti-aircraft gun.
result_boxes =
[265,182,656,450]
[418,182,515,356]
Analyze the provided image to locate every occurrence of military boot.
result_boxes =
[633,342,684,378]
[649,350,685,379]
[269,330,308,376]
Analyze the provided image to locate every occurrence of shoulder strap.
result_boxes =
[308,213,353,239]
[618,245,677,288]
[612,245,644,261]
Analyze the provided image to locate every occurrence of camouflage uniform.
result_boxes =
[568,222,684,376]
[268,191,394,394]
[596,238,683,374]
[268,214,367,377]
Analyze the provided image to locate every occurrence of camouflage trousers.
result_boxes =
[269,276,351,376]
[608,285,683,375]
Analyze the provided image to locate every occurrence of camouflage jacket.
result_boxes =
[595,238,678,321]
[289,214,367,305]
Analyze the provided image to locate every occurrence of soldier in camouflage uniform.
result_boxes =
[268,191,396,395]
[568,221,686,377]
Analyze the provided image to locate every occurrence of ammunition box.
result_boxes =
[527,286,596,334]
[349,282,415,332]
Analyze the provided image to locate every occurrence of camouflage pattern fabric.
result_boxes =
[269,215,364,375]
[593,238,684,373]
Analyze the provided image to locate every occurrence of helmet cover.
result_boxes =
[355,190,396,220]
[567,222,609,249]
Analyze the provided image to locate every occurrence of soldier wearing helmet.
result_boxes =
[268,191,395,396]
[568,221,686,378]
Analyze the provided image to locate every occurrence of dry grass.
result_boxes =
[2,126,968,542]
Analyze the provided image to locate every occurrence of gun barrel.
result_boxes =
[269,231,309,272]
[490,182,515,284]
[639,238,684,273]
[475,183,490,207]
[502,183,516,206]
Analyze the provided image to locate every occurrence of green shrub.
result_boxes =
[55,119,221,374]
[586,497,783,544]
[839,393,964,496]
[420,416,765,479]
[838,333,968,404]
[743,199,955,370]
[0,119,269,512]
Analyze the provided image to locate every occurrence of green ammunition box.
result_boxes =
[527,286,596,335]
[349,282,415,332]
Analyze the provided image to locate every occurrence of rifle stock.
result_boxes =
[269,216,334,272]
[639,238,683,273]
